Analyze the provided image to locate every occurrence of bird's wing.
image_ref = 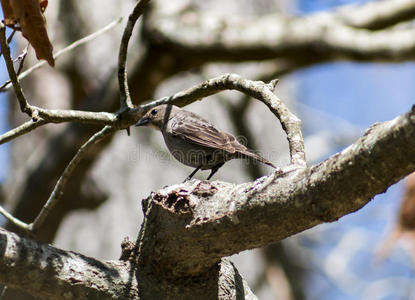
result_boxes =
[170,113,245,154]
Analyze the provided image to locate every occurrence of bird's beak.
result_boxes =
[135,117,150,127]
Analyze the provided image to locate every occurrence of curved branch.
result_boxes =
[118,0,151,110]
[137,73,306,166]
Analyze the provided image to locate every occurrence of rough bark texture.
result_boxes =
[0,228,256,300]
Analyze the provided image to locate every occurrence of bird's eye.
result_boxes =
[151,109,158,115]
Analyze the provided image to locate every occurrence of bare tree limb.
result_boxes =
[118,0,151,110]
[0,227,136,300]
[0,23,32,116]
[337,0,415,30]
[1,74,300,158]
[145,0,415,63]
[0,119,48,145]
[0,109,117,145]
[0,227,256,300]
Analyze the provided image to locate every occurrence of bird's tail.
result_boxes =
[238,149,276,168]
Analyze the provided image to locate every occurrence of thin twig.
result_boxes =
[0,28,16,59]
[0,17,123,92]
[118,0,151,110]
[29,125,116,233]
[6,29,16,44]
[15,43,29,76]
[0,285,8,300]
[0,119,48,145]
[0,204,30,231]
[0,108,117,145]
[0,22,32,116]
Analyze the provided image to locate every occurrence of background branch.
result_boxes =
[144,0,415,63]
[118,0,151,110]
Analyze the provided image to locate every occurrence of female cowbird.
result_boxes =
[136,104,275,180]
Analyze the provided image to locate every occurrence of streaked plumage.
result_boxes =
[136,104,275,180]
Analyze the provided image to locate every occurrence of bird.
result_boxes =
[135,104,275,181]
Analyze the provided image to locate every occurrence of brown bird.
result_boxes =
[135,104,275,180]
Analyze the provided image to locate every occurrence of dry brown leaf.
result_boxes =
[1,0,15,26]
[1,0,54,66]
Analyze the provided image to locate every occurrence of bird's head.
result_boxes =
[135,104,174,130]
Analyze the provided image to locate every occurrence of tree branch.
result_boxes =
[0,23,32,116]
[0,109,116,145]
[0,205,29,231]
[337,0,415,30]
[0,227,256,300]
[144,0,415,63]
[118,0,151,110]
[0,119,47,145]
[0,227,135,300]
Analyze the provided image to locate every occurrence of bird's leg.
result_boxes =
[206,163,224,180]
[183,165,202,182]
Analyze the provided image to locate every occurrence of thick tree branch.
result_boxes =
[0,228,256,300]
[137,107,415,277]
[0,227,135,300]
[337,0,415,30]
[145,0,415,63]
